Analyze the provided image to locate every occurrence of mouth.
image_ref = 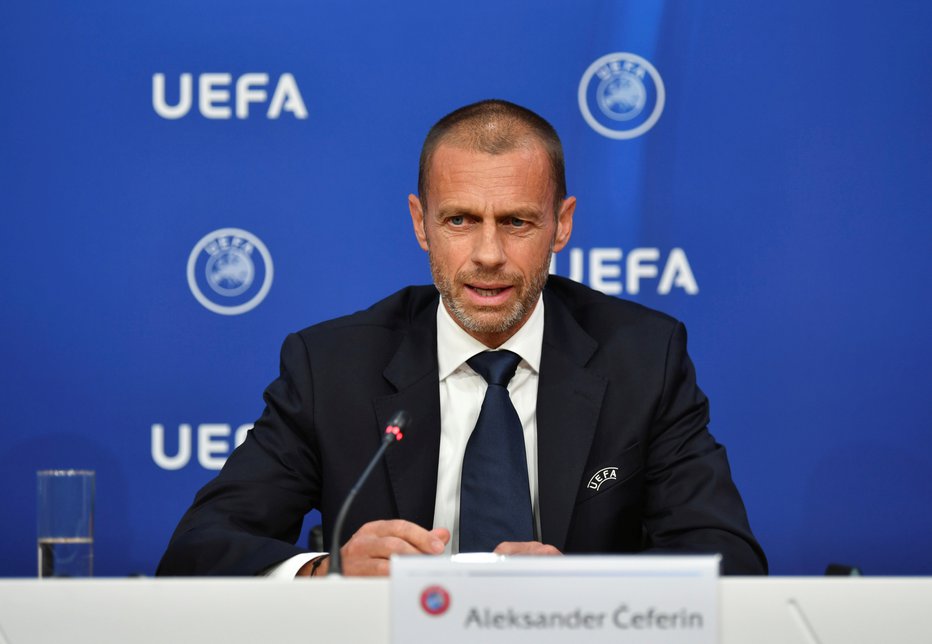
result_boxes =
[464,283,515,305]
[464,283,515,309]
[468,285,511,297]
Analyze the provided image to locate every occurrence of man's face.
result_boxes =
[409,143,574,347]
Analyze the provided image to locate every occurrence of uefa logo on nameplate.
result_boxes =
[578,52,666,140]
[186,228,274,315]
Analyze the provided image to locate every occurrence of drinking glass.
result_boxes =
[36,470,94,578]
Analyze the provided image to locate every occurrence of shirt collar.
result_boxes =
[436,294,545,380]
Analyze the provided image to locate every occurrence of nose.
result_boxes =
[471,219,506,268]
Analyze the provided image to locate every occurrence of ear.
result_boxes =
[551,196,575,253]
[408,193,429,252]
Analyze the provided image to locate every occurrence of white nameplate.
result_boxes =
[391,554,720,644]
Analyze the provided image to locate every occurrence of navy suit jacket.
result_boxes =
[157,276,767,575]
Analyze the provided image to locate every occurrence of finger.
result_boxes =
[429,527,451,545]
[361,519,446,554]
[355,535,427,559]
[339,536,418,578]
[341,530,445,577]
[343,556,390,577]
[493,541,562,556]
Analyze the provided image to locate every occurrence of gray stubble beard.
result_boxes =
[429,248,552,339]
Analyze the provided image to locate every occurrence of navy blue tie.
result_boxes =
[459,350,534,552]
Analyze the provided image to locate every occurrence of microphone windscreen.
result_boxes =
[387,410,411,431]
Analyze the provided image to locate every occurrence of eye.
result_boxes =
[448,215,465,226]
[508,217,526,227]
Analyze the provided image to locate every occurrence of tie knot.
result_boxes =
[467,350,522,387]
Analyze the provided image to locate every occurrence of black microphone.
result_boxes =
[328,410,409,575]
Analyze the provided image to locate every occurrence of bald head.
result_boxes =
[417,100,567,213]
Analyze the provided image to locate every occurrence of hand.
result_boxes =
[493,541,562,556]
[300,520,450,577]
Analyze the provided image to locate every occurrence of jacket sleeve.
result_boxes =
[641,322,768,575]
[156,333,321,576]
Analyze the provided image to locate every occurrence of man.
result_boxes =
[158,100,767,577]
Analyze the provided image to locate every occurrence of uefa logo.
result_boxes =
[578,52,665,140]
[186,228,273,315]
[419,585,451,616]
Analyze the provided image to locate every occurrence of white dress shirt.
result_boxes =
[433,296,543,554]
[266,295,544,577]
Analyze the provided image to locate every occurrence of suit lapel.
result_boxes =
[537,289,606,550]
[375,295,442,530]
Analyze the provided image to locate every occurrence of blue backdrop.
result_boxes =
[2,0,930,576]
